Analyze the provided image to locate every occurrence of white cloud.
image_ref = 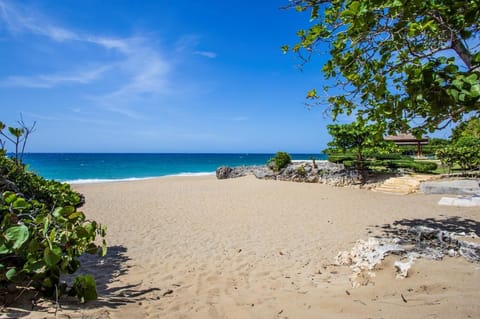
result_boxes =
[0,65,111,88]
[0,0,173,118]
[194,51,217,59]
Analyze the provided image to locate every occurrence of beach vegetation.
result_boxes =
[268,152,292,171]
[324,121,399,180]
[451,117,480,142]
[436,136,480,174]
[283,0,480,137]
[325,122,439,175]
[296,165,306,176]
[0,120,106,304]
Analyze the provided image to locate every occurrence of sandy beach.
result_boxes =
[13,175,480,318]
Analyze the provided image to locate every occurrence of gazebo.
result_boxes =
[384,133,429,158]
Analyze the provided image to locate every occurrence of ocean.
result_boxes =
[21,153,327,183]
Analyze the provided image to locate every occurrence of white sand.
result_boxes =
[14,175,480,318]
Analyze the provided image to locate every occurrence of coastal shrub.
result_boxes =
[296,165,306,176]
[0,121,106,303]
[269,152,291,171]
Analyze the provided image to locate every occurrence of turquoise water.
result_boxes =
[21,153,327,183]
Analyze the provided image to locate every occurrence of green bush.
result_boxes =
[372,153,411,161]
[268,152,292,171]
[411,161,438,173]
[0,155,106,302]
[379,159,437,172]
[327,153,355,163]
[296,165,306,176]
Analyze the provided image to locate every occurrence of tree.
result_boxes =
[283,0,480,135]
[0,115,36,165]
[325,121,397,180]
[450,116,480,141]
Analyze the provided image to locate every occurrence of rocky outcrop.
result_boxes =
[216,161,363,187]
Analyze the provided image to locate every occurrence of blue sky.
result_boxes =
[0,1,452,153]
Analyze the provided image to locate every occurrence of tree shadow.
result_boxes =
[2,245,160,317]
[375,216,480,240]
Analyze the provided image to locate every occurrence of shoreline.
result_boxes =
[66,172,216,185]
[66,160,327,185]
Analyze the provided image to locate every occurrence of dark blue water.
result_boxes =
[21,153,327,183]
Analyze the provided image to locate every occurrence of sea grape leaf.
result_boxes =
[3,191,17,204]
[5,225,29,250]
[6,267,16,280]
[13,198,29,209]
[68,211,84,221]
[44,246,62,267]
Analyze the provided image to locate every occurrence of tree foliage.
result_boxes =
[284,0,480,135]
[0,120,106,303]
[436,136,480,173]
[325,121,397,161]
[450,116,480,141]
[325,121,399,179]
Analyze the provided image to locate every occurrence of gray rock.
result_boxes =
[420,179,480,195]
[215,160,362,187]
[216,166,233,179]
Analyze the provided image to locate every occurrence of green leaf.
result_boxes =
[13,198,29,209]
[5,225,29,250]
[465,73,478,84]
[0,238,9,254]
[6,267,16,280]
[350,1,360,12]
[72,274,97,303]
[68,211,84,220]
[470,84,480,97]
[306,88,317,99]
[52,207,63,218]
[101,240,107,257]
[8,127,24,138]
[3,191,17,204]
[452,79,463,90]
[44,246,62,267]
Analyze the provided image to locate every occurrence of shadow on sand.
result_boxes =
[2,245,160,318]
[377,216,480,239]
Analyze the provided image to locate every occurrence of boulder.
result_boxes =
[216,166,233,179]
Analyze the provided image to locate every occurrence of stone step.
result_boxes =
[372,174,435,195]
[372,187,411,195]
[375,185,413,191]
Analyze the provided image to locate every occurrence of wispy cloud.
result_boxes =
[0,0,172,118]
[0,65,111,88]
[232,116,248,121]
[194,51,217,59]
